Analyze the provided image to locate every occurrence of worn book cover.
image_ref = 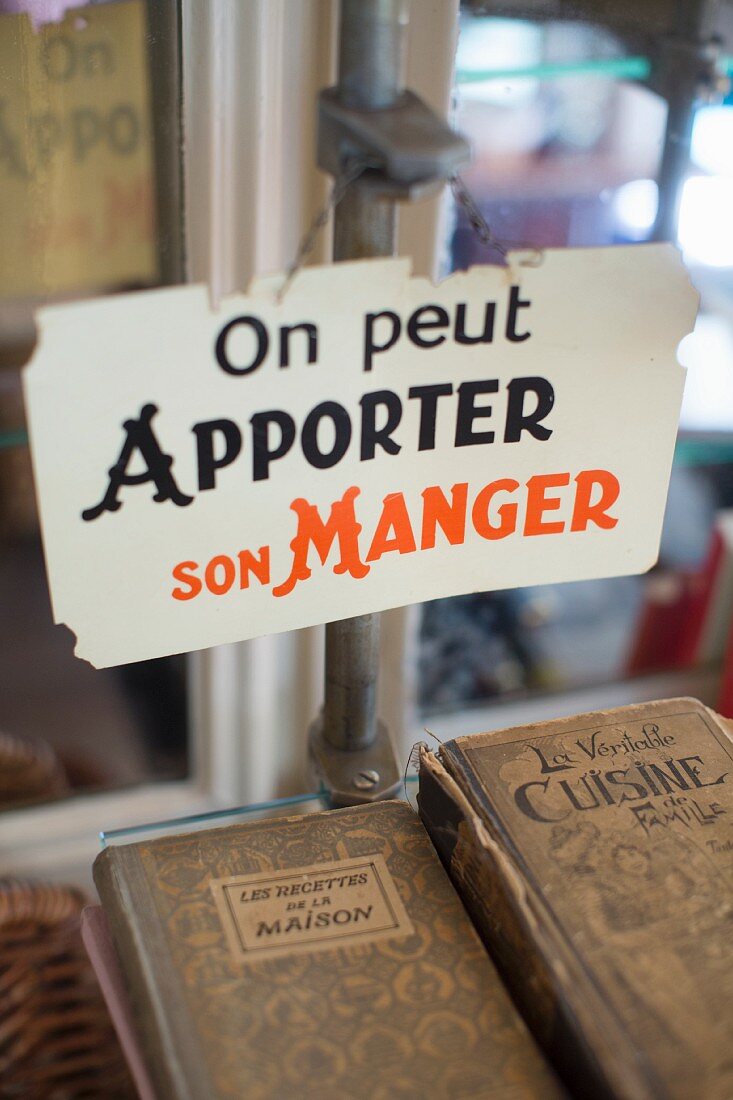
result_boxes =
[419,698,733,1100]
[93,800,564,1100]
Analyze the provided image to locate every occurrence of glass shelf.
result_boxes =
[100,793,327,847]
[100,776,420,847]
[675,437,733,468]
[457,55,651,84]
[456,55,733,85]
[0,430,27,450]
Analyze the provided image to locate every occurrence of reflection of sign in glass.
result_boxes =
[0,0,157,297]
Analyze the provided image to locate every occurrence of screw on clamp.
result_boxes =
[353,769,380,791]
[310,716,401,808]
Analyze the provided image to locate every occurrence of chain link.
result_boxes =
[450,174,507,259]
[279,164,536,302]
[278,156,380,301]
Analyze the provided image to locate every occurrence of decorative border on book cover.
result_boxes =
[210,854,414,963]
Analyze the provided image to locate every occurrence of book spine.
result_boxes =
[93,849,207,1100]
[625,570,698,674]
[418,749,655,1100]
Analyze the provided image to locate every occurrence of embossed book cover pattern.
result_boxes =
[95,801,564,1100]
[441,700,733,1100]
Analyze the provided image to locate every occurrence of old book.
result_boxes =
[93,800,564,1100]
[419,698,733,1100]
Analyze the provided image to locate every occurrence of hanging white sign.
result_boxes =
[24,246,697,668]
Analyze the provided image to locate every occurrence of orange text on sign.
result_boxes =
[170,468,619,602]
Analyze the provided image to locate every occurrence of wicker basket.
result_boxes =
[0,879,136,1099]
[0,730,68,811]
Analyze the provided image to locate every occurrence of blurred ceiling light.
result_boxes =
[690,106,733,176]
[679,176,733,267]
[679,314,733,432]
[612,179,658,239]
[456,16,542,106]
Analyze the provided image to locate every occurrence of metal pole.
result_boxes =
[651,87,696,244]
[651,0,722,243]
[322,0,407,756]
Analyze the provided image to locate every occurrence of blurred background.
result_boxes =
[0,0,186,815]
[1,0,733,822]
[421,1,733,728]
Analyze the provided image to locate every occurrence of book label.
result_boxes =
[210,854,414,962]
[463,705,732,844]
[24,247,697,666]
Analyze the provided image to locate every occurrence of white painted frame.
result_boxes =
[0,0,459,887]
[182,0,464,805]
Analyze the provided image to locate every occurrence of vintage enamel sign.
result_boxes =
[24,247,697,667]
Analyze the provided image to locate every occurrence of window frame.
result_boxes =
[0,0,459,887]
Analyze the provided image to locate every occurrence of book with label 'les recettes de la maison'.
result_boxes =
[94,799,565,1100]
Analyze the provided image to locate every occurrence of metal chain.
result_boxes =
[280,165,536,301]
[278,155,380,301]
[450,174,508,259]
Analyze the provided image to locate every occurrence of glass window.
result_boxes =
[419,6,733,720]
[0,0,187,811]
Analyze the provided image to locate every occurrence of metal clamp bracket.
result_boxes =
[318,87,471,199]
[309,714,402,808]
[647,33,730,104]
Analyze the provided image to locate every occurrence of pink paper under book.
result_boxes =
[81,905,157,1100]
